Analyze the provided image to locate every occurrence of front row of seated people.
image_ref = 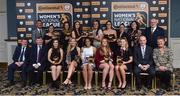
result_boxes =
[6,36,173,91]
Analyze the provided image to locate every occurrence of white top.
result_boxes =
[81,46,94,64]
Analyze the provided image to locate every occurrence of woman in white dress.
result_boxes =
[81,38,96,90]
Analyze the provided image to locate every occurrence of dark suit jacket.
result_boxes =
[32,28,46,43]
[133,45,154,67]
[30,44,47,69]
[144,26,165,48]
[12,45,31,64]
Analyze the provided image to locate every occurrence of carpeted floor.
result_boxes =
[0,69,179,95]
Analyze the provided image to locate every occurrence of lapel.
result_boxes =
[138,46,143,59]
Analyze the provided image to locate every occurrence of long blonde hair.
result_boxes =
[67,38,77,54]
[100,38,111,56]
[118,37,129,51]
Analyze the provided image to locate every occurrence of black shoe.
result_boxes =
[4,81,15,87]
[155,89,165,95]
[147,85,152,90]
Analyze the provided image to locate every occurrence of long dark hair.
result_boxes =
[129,21,140,31]
[63,21,71,30]
[93,20,101,35]
[105,20,113,30]
[52,39,60,50]
[73,21,82,37]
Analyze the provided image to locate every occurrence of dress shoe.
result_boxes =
[4,81,15,87]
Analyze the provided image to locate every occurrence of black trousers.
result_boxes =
[134,66,155,88]
[7,63,28,82]
[156,70,171,88]
[28,65,44,84]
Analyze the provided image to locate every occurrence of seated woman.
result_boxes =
[48,39,64,89]
[153,36,173,90]
[103,20,117,53]
[63,38,81,85]
[81,38,96,90]
[95,38,114,90]
[114,38,133,89]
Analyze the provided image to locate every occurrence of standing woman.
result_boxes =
[62,22,72,51]
[44,24,59,50]
[71,21,86,48]
[90,20,103,48]
[95,38,114,89]
[114,38,133,89]
[63,38,81,85]
[81,38,96,90]
[48,39,64,89]
[103,20,117,53]
[127,21,142,47]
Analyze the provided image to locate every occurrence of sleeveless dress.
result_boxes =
[50,48,61,66]
[81,46,95,68]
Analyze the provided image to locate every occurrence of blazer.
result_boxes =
[12,45,31,64]
[133,45,154,67]
[32,28,46,43]
[144,26,165,48]
[30,44,47,69]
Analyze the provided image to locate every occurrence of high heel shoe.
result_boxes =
[62,78,70,86]
[107,81,112,90]
[117,82,122,89]
[121,81,127,89]
[101,81,106,90]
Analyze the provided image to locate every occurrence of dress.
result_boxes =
[114,47,133,72]
[81,46,95,68]
[50,48,61,66]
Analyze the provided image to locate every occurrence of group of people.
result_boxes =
[5,18,173,91]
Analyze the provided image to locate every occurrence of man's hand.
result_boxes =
[159,66,167,71]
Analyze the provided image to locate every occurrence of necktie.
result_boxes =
[19,47,25,62]
[39,29,42,37]
[37,45,42,62]
[142,47,145,59]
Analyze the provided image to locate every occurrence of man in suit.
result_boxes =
[134,35,155,90]
[144,18,165,48]
[32,20,46,43]
[5,39,31,87]
[28,37,47,85]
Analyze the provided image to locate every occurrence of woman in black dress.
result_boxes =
[63,38,81,85]
[44,24,59,50]
[62,22,72,51]
[48,39,64,89]
[71,21,87,48]
[114,38,133,89]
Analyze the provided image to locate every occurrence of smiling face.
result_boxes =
[64,22,70,30]
[53,40,59,48]
[139,36,147,46]
[75,22,80,29]
[48,25,54,33]
[85,38,91,47]
[106,21,112,29]
[150,19,158,28]
[36,38,43,45]
[93,21,99,29]
[131,22,137,30]
[69,38,77,47]
[119,24,125,32]
[157,39,165,48]
[101,38,108,47]
[36,21,43,29]
[21,39,28,47]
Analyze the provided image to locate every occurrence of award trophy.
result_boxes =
[116,56,123,66]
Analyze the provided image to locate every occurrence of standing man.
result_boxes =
[134,35,155,90]
[28,37,47,85]
[5,39,31,87]
[32,20,46,43]
[144,18,165,48]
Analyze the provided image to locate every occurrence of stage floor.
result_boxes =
[0,69,179,95]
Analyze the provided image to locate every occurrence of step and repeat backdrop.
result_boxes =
[9,0,169,43]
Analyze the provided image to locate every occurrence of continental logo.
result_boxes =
[26,34,32,38]
[112,2,148,12]
[17,15,26,19]
[74,8,83,12]
[100,20,108,24]
[82,14,90,18]
[25,21,34,25]
[159,26,167,30]
[25,9,34,13]
[83,27,91,31]
[82,2,90,6]
[150,7,159,11]
[158,13,167,17]
[16,3,25,7]
[36,3,72,13]
[17,28,26,32]
[92,14,100,18]
[159,0,168,4]
[100,8,109,12]
[91,1,100,6]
